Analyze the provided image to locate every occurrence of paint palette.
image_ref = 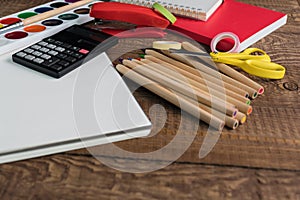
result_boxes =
[0,0,98,56]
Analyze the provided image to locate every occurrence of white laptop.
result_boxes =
[0,52,151,164]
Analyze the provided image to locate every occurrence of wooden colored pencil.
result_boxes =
[122,59,237,117]
[137,59,252,115]
[180,94,239,129]
[215,63,265,95]
[141,57,251,105]
[25,0,93,25]
[144,54,249,101]
[235,111,247,124]
[116,64,225,131]
[145,49,250,98]
[181,42,264,95]
[160,49,258,99]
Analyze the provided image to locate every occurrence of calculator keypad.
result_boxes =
[13,38,89,78]
[12,24,118,78]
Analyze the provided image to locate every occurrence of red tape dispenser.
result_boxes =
[90,2,170,38]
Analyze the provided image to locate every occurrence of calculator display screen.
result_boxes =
[49,24,117,52]
[65,25,108,43]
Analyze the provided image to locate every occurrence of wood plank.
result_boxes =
[238,0,299,9]
[0,0,52,17]
[1,0,298,170]
[81,33,300,169]
[63,27,300,169]
[0,0,300,198]
[1,155,300,199]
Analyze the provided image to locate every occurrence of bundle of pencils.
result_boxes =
[116,42,264,132]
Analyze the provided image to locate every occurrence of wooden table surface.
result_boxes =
[0,0,300,199]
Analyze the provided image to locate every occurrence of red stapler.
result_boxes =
[90,2,170,29]
[89,2,168,37]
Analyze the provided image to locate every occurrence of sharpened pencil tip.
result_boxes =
[139,54,146,59]
[240,116,247,124]
[252,92,258,99]
[233,121,239,129]
[258,87,264,94]
[118,58,124,63]
[247,106,253,115]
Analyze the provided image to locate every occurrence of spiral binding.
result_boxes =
[113,0,205,20]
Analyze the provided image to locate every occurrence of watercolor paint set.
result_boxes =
[0,0,99,56]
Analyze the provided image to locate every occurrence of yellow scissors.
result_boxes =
[210,48,286,79]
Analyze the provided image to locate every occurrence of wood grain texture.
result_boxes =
[100,27,300,170]
[0,0,300,199]
[2,155,300,200]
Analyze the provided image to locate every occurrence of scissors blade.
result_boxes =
[169,49,211,57]
[172,50,220,71]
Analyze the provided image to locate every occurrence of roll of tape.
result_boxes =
[153,41,182,50]
[210,32,240,53]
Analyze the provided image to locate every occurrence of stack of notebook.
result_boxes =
[116,0,287,51]
[114,0,224,21]
[169,0,287,51]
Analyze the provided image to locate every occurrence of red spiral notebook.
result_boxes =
[169,0,287,52]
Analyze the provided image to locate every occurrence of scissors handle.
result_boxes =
[213,57,285,79]
[244,60,286,79]
[243,48,267,55]
[210,47,286,79]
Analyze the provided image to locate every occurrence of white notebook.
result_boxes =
[114,0,223,21]
[0,52,151,164]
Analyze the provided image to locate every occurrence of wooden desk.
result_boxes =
[0,0,299,199]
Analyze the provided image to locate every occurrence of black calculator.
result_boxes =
[12,25,118,78]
